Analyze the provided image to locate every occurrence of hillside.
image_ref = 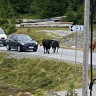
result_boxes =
[0,52,96,96]
[0,52,83,95]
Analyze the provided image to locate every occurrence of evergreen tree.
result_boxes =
[0,0,92,24]
[0,0,14,18]
[65,0,84,24]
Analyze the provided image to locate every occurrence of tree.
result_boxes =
[40,0,61,18]
[0,0,14,18]
[10,0,32,14]
[65,0,84,24]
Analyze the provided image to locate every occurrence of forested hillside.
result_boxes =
[0,0,96,24]
[0,0,84,24]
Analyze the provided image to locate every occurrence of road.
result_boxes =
[0,44,96,96]
[56,85,96,96]
[0,45,96,66]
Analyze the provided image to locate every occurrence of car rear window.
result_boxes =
[0,28,5,34]
[17,35,32,41]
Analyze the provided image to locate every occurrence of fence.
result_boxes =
[16,22,73,28]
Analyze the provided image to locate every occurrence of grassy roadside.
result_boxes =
[0,52,96,95]
[15,27,68,44]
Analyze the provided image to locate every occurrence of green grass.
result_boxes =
[0,52,95,95]
[93,24,96,32]
[89,24,96,32]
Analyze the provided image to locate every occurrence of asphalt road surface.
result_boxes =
[0,44,96,66]
[56,84,96,96]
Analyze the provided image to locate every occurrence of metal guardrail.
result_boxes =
[16,22,73,28]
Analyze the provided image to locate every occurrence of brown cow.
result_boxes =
[89,43,95,52]
[93,37,96,47]
[89,37,96,52]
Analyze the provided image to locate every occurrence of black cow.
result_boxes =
[52,40,60,53]
[42,39,53,54]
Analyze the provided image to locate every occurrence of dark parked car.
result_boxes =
[6,34,38,52]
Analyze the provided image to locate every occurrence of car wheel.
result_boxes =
[6,44,11,50]
[33,49,37,52]
[17,45,22,52]
[3,44,6,46]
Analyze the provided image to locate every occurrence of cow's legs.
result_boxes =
[46,48,48,53]
[57,46,60,52]
[53,48,56,53]
[47,49,50,54]
[57,47,59,52]
[46,48,49,54]
[44,47,46,53]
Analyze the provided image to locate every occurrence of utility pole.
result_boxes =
[82,0,90,96]
[90,0,94,95]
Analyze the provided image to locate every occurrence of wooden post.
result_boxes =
[82,0,90,96]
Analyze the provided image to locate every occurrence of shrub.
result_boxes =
[65,82,78,96]
[11,18,17,24]
[2,23,9,29]
[7,24,17,35]
[34,90,46,96]
[0,19,9,26]
[17,18,23,24]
